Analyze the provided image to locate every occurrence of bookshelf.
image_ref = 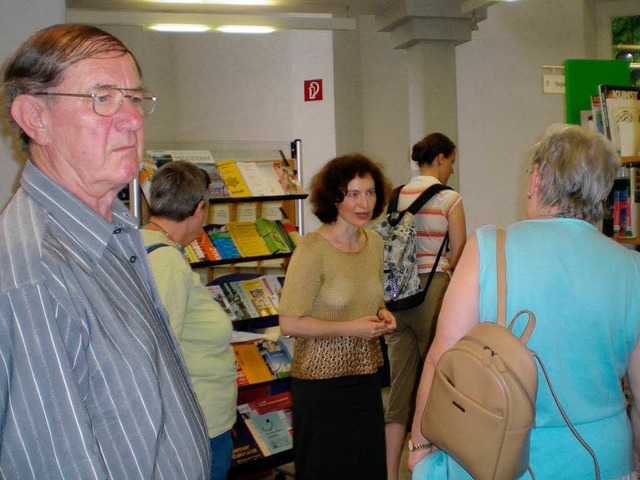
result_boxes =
[131,140,304,478]
[621,155,640,166]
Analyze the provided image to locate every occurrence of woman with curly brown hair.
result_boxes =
[278,153,397,480]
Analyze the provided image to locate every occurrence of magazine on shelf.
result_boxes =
[598,85,640,152]
[226,221,272,257]
[220,283,254,320]
[231,410,265,466]
[146,149,215,166]
[238,278,279,317]
[205,163,231,199]
[235,161,285,197]
[204,225,242,260]
[259,275,285,309]
[182,244,199,263]
[232,282,261,319]
[272,162,304,194]
[237,391,293,456]
[206,284,238,321]
[254,218,292,254]
[257,339,292,379]
[232,342,274,385]
[194,229,222,261]
[216,159,252,198]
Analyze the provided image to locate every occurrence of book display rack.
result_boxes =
[130,139,305,477]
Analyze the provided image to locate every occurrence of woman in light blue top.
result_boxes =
[409,124,640,479]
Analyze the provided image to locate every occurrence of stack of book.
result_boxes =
[206,274,284,322]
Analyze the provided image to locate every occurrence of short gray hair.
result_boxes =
[148,161,210,222]
[530,123,620,224]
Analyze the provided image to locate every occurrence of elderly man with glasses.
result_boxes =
[0,24,210,479]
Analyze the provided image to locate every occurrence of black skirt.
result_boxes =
[291,373,387,480]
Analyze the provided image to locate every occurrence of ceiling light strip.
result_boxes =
[66,9,356,31]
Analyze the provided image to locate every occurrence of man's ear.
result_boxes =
[10,94,50,146]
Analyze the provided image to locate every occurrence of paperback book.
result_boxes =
[237,391,293,457]
[232,342,274,385]
[599,85,640,153]
[257,339,292,379]
[216,159,252,198]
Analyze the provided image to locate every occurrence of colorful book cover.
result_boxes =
[195,229,222,261]
[246,410,292,455]
[216,159,252,198]
[276,219,301,247]
[237,391,293,456]
[230,281,261,319]
[231,411,264,466]
[232,342,274,384]
[188,238,205,261]
[259,276,280,309]
[261,275,285,308]
[272,162,304,194]
[182,243,200,263]
[220,282,250,320]
[205,284,237,321]
[254,218,292,254]
[239,278,278,317]
[235,161,278,197]
[226,221,271,257]
[204,225,241,259]
[599,85,640,152]
[257,339,292,379]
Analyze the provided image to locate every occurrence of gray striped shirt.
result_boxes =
[0,161,210,479]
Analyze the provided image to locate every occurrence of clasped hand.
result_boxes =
[351,309,396,339]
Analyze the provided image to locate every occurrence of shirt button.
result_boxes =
[113,228,122,234]
[129,256,137,263]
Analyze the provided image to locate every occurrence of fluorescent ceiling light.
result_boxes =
[217,25,277,34]
[154,0,272,4]
[148,23,211,32]
[67,9,356,32]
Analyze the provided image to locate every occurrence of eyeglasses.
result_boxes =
[33,87,157,117]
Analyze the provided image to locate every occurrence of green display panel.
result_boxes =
[564,59,631,125]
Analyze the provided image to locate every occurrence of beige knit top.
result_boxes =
[278,230,385,380]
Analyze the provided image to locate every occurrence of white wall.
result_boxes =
[0,0,65,210]
[455,0,593,234]
[358,15,410,189]
[100,26,338,234]
[1,0,640,233]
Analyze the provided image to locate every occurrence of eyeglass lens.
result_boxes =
[93,87,156,117]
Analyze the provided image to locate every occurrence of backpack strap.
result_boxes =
[386,185,404,215]
[405,183,453,215]
[496,226,600,480]
[384,184,454,311]
[496,227,507,327]
[146,242,172,254]
[387,183,452,215]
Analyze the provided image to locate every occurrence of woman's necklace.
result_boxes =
[146,221,177,244]
[537,211,575,219]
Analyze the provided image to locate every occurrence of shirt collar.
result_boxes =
[20,160,138,260]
